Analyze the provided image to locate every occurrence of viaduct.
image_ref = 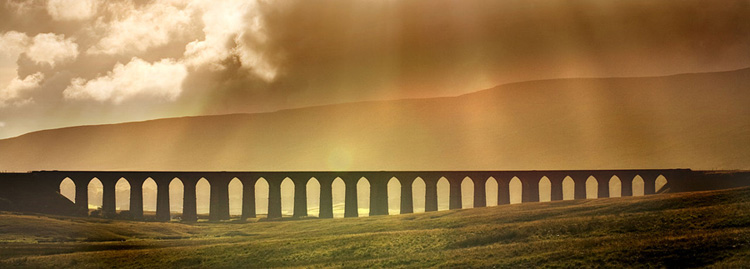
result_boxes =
[3,169,706,222]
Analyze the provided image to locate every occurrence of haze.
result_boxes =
[1,1,749,217]
[1,0,749,138]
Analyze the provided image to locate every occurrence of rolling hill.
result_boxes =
[1,187,749,267]
[0,68,749,171]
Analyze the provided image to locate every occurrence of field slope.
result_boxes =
[1,188,749,268]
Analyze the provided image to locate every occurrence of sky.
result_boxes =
[1,0,750,139]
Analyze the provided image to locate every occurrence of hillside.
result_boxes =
[0,68,749,171]
[0,188,749,267]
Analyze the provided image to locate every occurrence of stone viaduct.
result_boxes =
[25,169,692,221]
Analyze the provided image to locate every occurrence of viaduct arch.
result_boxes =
[25,169,693,221]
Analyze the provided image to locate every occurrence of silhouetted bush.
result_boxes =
[117,210,133,220]
[90,208,101,218]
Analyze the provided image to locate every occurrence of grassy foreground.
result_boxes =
[1,188,750,268]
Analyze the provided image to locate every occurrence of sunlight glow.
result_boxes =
[327,146,353,171]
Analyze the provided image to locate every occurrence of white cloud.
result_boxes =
[183,0,250,68]
[47,0,97,21]
[183,0,277,81]
[26,33,79,67]
[0,72,44,107]
[83,0,277,80]
[234,34,277,81]
[87,0,192,55]
[63,57,187,104]
[0,31,30,57]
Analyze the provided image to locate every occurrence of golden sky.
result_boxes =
[1,0,749,139]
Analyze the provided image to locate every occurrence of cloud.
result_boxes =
[2,0,750,140]
[234,27,277,82]
[4,1,36,15]
[26,33,79,67]
[0,31,30,57]
[1,31,79,67]
[87,0,192,55]
[183,0,249,68]
[183,0,276,81]
[47,0,97,21]
[0,72,43,107]
[63,57,187,104]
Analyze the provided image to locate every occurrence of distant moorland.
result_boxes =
[1,68,750,172]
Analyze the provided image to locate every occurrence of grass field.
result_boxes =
[1,187,749,268]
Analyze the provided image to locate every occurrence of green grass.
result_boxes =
[1,187,750,268]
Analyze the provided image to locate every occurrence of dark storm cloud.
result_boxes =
[252,0,750,102]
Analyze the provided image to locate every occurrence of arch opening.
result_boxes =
[656,175,668,193]
[142,178,157,217]
[437,177,450,210]
[88,178,103,212]
[387,177,401,215]
[633,175,645,196]
[562,176,575,200]
[332,177,346,218]
[539,176,551,202]
[460,177,473,208]
[280,177,294,217]
[115,178,130,212]
[585,176,598,199]
[357,177,370,216]
[59,177,75,203]
[196,178,210,217]
[412,177,426,213]
[486,177,498,206]
[609,176,622,198]
[228,178,243,217]
[169,178,184,218]
[509,177,522,204]
[307,177,321,217]
[255,178,269,216]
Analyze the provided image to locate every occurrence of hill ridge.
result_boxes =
[1,68,749,171]
[7,67,749,141]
